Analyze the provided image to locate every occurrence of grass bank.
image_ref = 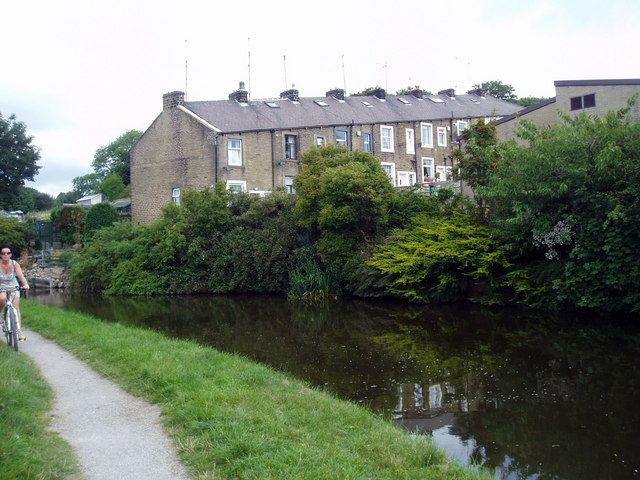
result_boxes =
[21,301,494,480]
[0,342,82,479]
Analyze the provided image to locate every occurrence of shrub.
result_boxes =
[84,203,120,241]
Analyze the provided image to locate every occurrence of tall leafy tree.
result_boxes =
[91,129,142,185]
[482,106,640,312]
[72,173,103,197]
[469,80,517,102]
[294,146,395,283]
[0,112,41,209]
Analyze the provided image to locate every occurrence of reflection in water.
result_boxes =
[29,291,640,480]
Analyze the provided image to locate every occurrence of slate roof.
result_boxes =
[183,94,523,134]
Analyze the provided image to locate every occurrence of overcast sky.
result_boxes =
[2,0,639,197]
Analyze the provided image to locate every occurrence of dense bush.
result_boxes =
[50,205,85,247]
[365,215,511,303]
[84,202,120,241]
[0,217,35,256]
[481,107,640,312]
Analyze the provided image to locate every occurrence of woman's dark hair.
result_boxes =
[0,244,12,253]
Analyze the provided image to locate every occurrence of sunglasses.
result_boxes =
[0,252,11,255]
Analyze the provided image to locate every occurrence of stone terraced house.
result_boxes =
[131,85,523,224]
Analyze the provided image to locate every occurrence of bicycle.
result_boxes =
[2,287,22,352]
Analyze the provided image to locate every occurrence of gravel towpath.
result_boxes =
[16,328,193,480]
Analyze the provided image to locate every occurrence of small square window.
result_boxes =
[316,137,325,147]
[335,129,349,147]
[285,176,296,194]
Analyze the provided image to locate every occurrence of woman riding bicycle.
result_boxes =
[0,244,30,341]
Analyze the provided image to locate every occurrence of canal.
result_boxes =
[29,291,640,479]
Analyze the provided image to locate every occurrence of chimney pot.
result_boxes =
[229,82,249,103]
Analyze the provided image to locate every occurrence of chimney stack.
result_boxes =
[163,91,185,110]
[229,81,249,103]
[326,88,345,100]
[280,88,300,101]
[468,88,484,97]
[409,88,423,99]
[438,88,456,98]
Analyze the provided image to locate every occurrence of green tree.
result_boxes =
[395,86,433,96]
[469,80,517,102]
[350,86,385,96]
[0,216,35,255]
[92,130,142,185]
[51,205,86,246]
[452,119,503,213]
[515,96,550,107]
[294,146,394,284]
[0,112,41,210]
[101,173,126,201]
[482,106,640,312]
[15,186,54,212]
[54,190,82,207]
[72,173,103,197]
[84,202,120,241]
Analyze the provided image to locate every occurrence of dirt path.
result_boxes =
[17,328,193,480]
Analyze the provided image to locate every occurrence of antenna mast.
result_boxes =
[247,37,251,100]
[184,39,188,99]
[283,55,288,90]
[342,54,346,94]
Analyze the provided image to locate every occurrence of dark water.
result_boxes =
[29,291,640,480]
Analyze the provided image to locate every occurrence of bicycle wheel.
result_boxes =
[2,309,10,346]
[8,308,18,352]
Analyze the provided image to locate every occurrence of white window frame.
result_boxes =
[335,129,349,147]
[437,127,447,147]
[397,171,416,187]
[381,162,396,186]
[285,134,297,159]
[171,188,181,206]
[226,180,246,192]
[422,157,435,183]
[405,128,415,154]
[228,138,242,166]
[456,121,468,135]
[421,123,433,148]
[381,125,394,152]
[436,166,449,182]
[316,136,325,147]
[284,175,296,194]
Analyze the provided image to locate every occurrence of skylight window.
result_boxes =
[362,101,373,107]
[315,100,329,107]
[265,102,280,108]
[428,97,445,103]
[398,98,411,105]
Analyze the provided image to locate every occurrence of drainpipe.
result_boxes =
[349,121,354,151]
[271,130,276,189]
[414,121,419,182]
[213,133,219,184]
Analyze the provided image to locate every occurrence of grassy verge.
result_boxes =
[22,301,494,480]
[0,342,82,480]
